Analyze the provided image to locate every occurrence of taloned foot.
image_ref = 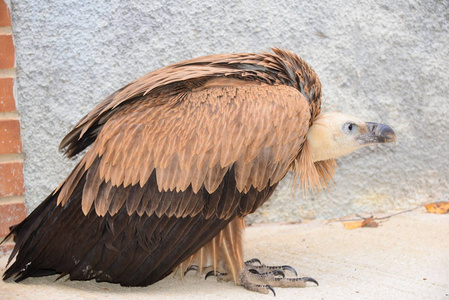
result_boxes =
[239,258,319,296]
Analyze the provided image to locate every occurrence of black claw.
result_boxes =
[301,276,319,286]
[245,258,262,265]
[248,269,260,275]
[266,285,276,297]
[256,284,276,296]
[184,265,198,276]
[205,270,227,280]
[281,265,298,276]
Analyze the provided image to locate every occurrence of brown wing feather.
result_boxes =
[56,82,310,217]
[55,48,324,219]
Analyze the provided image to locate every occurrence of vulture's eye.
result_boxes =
[343,122,357,134]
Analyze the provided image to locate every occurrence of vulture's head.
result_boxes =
[307,112,397,162]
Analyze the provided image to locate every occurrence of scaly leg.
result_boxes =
[206,258,318,295]
[177,217,317,295]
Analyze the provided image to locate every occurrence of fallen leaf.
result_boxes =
[330,207,422,228]
[424,202,449,214]
[343,217,379,230]
[343,220,365,230]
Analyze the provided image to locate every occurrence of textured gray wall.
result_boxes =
[11,0,449,221]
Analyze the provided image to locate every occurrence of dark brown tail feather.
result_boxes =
[2,166,274,286]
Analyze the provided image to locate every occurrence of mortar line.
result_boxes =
[0,69,16,78]
[0,26,12,34]
[0,111,19,120]
[0,195,25,205]
[0,153,24,163]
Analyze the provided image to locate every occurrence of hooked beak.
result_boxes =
[357,122,397,145]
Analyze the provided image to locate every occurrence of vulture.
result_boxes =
[2,48,396,295]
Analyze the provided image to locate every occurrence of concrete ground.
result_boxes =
[0,209,448,300]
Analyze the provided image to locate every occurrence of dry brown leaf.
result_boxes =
[424,202,449,214]
[335,206,422,230]
[343,217,379,230]
[343,220,365,230]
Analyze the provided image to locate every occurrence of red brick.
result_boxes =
[0,202,26,236]
[0,0,12,27]
[0,34,14,68]
[0,78,15,112]
[0,119,22,154]
[0,162,24,197]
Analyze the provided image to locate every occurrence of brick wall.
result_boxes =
[0,0,27,255]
